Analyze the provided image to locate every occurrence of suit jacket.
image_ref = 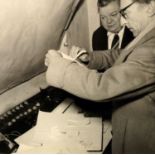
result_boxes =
[46,19,155,153]
[92,26,134,50]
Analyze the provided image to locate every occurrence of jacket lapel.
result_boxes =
[115,20,155,65]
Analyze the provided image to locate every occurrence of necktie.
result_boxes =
[112,34,119,49]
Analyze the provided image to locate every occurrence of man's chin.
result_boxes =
[108,27,122,33]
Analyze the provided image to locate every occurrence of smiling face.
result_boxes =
[120,0,152,36]
[99,0,122,33]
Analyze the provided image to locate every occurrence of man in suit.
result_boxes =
[92,0,134,50]
[45,0,155,153]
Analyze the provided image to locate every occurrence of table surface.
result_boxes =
[15,98,112,154]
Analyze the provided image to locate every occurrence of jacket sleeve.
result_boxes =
[46,45,155,102]
[87,49,121,70]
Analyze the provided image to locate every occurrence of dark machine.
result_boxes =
[0,87,67,153]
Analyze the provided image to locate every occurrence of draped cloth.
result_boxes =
[0,0,78,94]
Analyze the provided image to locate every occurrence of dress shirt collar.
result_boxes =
[107,26,125,49]
[107,25,125,38]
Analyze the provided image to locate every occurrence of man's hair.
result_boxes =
[97,0,119,7]
[98,0,154,7]
[133,0,154,3]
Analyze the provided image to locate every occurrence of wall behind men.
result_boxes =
[67,0,90,50]
[87,0,100,50]
[67,0,99,51]
[0,0,76,94]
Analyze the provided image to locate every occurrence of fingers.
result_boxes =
[45,57,49,66]
[47,49,61,57]
[69,46,89,64]
[76,49,87,59]
[45,49,62,66]
[69,46,82,58]
[77,53,89,64]
[45,47,88,67]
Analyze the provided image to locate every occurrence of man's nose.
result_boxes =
[107,17,113,24]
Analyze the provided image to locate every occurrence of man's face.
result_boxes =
[120,0,150,36]
[99,1,122,33]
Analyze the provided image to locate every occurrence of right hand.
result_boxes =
[77,51,90,64]
[68,45,90,64]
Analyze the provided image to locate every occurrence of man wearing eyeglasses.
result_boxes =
[45,0,155,153]
[92,0,134,51]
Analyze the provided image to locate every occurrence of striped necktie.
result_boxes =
[112,34,119,49]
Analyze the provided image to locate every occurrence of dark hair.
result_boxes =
[97,0,119,7]
[98,0,153,7]
[133,0,153,3]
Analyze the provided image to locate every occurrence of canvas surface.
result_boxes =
[0,0,76,94]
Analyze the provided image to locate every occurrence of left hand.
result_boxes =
[69,46,82,59]
[45,49,62,66]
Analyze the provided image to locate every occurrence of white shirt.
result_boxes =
[107,26,125,49]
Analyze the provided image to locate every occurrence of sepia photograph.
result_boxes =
[0,0,155,154]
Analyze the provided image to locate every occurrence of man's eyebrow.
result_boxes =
[111,10,119,13]
[110,10,119,14]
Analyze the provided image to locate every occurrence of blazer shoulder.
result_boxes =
[93,26,107,37]
[92,26,108,50]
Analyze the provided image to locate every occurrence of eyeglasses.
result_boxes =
[119,1,136,19]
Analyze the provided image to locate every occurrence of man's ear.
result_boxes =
[147,0,155,17]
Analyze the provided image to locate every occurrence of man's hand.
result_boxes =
[45,49,62,66]
[69,46,82,58]
[69,46,90,64]
[76,51,90,64]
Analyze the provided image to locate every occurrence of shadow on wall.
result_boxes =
[0,0,82,94]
